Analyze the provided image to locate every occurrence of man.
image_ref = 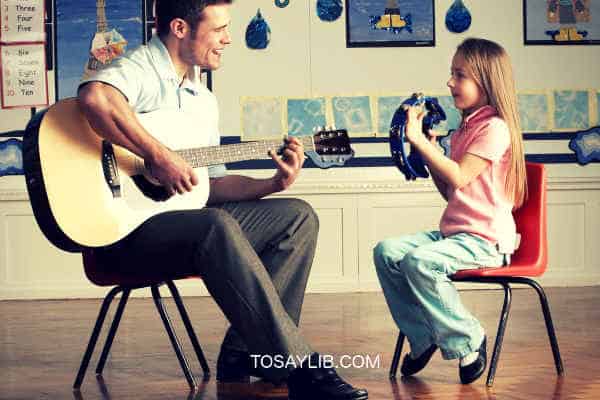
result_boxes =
[77,1,368,399]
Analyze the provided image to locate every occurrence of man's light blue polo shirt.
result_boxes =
[79,35,227,178]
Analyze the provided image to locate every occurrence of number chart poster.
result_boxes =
[55,0,143,99]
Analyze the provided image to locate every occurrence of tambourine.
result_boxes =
[389,93,446,180]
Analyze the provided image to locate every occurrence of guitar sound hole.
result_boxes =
[131,175,171,202]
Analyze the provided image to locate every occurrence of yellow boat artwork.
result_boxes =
[369,0,413,34]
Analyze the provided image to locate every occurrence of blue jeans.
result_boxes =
[374,231,503,360]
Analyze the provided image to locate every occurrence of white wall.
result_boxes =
[2,1,599,132]
[1,0,600,299]
[214,0,600,137]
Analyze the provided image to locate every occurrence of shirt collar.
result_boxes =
[463,105,498,125]
[148,35,201,95]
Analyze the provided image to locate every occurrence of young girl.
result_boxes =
[374,38,527,384]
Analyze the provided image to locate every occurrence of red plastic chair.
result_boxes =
[73,249,210,390]
[389,162,564,386]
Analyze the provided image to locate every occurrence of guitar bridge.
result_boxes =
[101,140,121,198]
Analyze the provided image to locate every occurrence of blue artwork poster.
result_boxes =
[346,0,435,47]
[287,98,327,137]
[524,0,600,44]
[56,0,144,100]
[0,139,23,177]
[332,96,372,135]
[554,90,589,130]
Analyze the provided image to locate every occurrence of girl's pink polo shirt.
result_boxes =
[439,105,517,253]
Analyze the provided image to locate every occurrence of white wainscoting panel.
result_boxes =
[1,170,600,300]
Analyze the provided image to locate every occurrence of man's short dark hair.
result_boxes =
[155,0,233,38]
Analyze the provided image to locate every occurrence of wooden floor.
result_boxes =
[1,286,600,399]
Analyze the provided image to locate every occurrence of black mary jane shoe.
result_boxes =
[459,336,487,384]
[287,353,369,400]
[400,344,438,377]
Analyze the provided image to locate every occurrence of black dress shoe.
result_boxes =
[400,344,438,376]
[287,353,368,400]
[217,348,287,385]
[459,336,487,384]
[216,348,252,382]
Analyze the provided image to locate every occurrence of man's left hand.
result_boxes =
[269,137,305,192]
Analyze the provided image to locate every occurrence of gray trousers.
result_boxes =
[95,198,317,380]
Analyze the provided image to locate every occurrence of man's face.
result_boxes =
[183,4,232,70]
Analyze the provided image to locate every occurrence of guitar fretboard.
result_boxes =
[174,136,315,168]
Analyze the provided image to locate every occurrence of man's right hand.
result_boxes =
[146,148,198,196]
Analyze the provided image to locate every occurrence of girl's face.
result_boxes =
[447,52,488,115]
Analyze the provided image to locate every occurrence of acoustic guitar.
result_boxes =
[23,98,354,252]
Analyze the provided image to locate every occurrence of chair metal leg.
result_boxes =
[166,281,211,379]
[95,288,131,374]
[73,286,123,390]
[486,282,512,387]
[389,332,405,379]
[518,277,564,375]
[151,284,197,390]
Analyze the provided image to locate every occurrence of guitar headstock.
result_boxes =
[307,128,354,169]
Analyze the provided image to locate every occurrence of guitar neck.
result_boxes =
[174,136,315,168]
[97,0,107,32]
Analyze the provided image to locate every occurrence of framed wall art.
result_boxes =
[524,0,600,45]
[345,0,435,47]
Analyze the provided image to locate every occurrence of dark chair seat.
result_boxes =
[73,248,210,390]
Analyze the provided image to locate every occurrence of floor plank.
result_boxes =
[1,287,599,399]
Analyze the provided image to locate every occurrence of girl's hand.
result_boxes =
[426,129,444,145]
[404,105,427,145]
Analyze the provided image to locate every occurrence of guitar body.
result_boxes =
[24,99,210,251]
[24,99,354,252]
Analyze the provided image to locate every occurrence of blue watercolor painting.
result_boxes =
[317,0,343,22]
[554,90,589,130]
[569,126,600,165]
[332,96,373,135]
[287,98,327,137]
[518,93,549,132]
[435,96,461,134]
[445,0,471,34]
[56,0,143,99]
[245,9,271,49]
[377,96,406,134]
[377,95,459,136]
[0,139,23,176]
[241,98,283,140]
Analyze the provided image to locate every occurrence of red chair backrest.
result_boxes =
[509,162,547,275]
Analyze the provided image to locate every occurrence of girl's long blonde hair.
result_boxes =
[457,38,527,208]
